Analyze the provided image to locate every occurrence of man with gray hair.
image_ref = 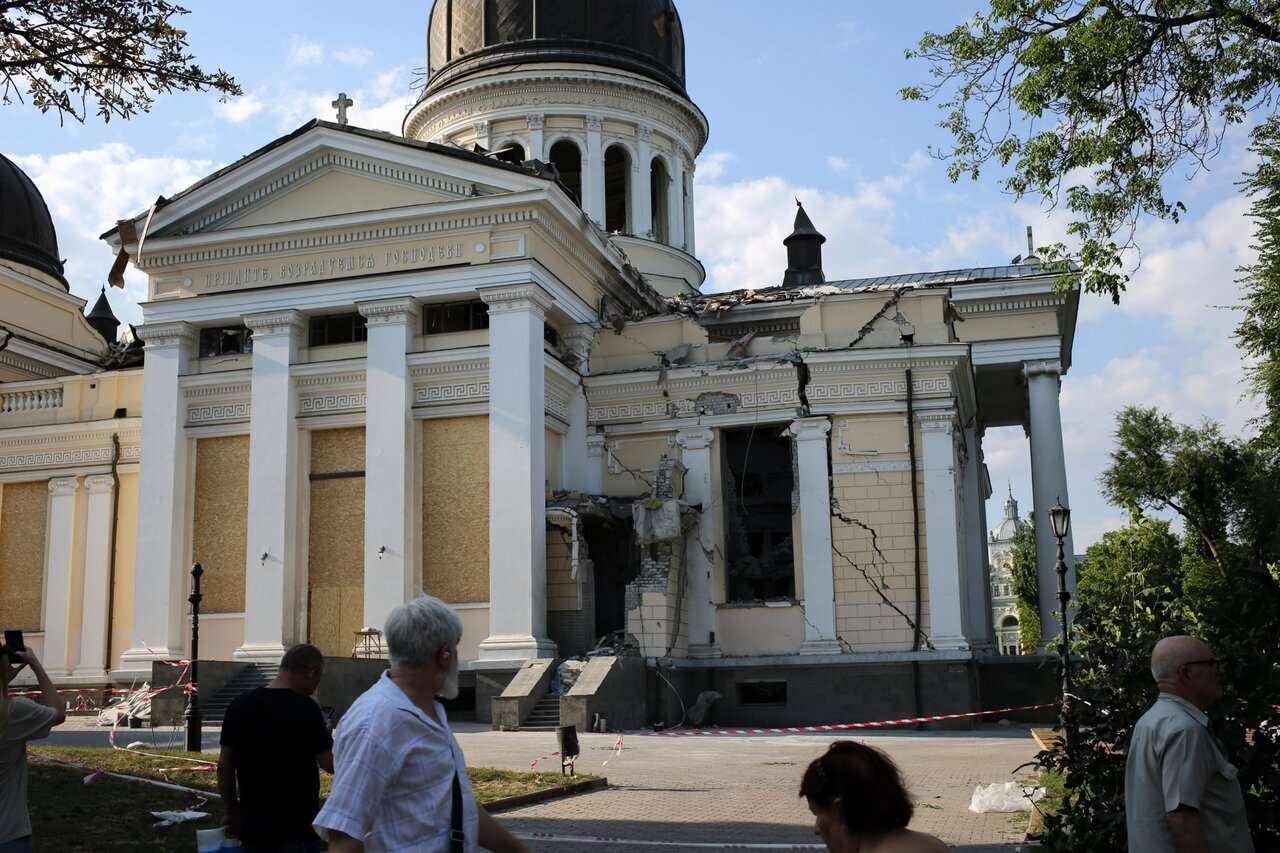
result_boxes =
[314,596,528,853]
[1125,635,1253,852]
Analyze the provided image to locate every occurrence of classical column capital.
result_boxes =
[1022,359,1063,379]
[477,285,554,319]
[676,427,715,451]
[526,113,544,131]
[48,476,79,496]
[586,433,607,457]
[637,124,653,143]
[474,119,490,135]
[137,321,197,350]
[84,475,115,494]
[918,411,958,435]
[585,115,603,132]
[243,310,306,337]
[357,297,419,326]
[788,417,831,441]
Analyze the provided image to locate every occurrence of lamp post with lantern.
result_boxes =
[1047,499,1072,740]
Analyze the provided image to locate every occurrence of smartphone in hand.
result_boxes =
[3,629,23,654]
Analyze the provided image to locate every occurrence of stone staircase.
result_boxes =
[200,663,279,723]
[518,692,562,731]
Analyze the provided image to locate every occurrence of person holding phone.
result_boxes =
[1,635,66,853]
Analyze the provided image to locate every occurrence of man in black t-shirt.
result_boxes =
[218,644,334,853]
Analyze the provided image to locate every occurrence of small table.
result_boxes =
[351,628,385,659]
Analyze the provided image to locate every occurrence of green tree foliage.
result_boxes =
[1238,117,1280,444]
[902,1,1280,302]
[1008,516,1041,651]
[0,1,240,122]
[1037,410,1280,850]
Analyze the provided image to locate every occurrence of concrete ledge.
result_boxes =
[483,777,608,813]
[663,649,975,668]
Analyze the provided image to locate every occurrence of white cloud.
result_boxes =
[287,36,326,67]
[827,155,850,173]
[217,90,264,124]
[335,47,375,67]
[696,151,734,181]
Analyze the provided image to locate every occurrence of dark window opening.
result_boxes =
[650,158,669,243]
[440,684,477,720]
[198,326,252,358]
[424,300,489,335]
[493,142,526,164]
[604,144,630,234]
[549,140,582,205]
[736,680,787,706]
[309,313,368,348]
[544,324,559,347]
[723,426,795,602]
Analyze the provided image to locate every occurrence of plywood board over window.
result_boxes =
[308,427,366,658]
[0,481,49,630]
[423,416,488,603]
[192,436,250,614]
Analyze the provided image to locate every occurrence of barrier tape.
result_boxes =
[645,704,1053,736]
[601,734,624,766]
[514,835,1035,850]
[30,752,221,800]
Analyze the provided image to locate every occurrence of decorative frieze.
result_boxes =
[243,310,306,338]
[137,322,197,349]
[189,402,251,425]
[414,382,489,407]
[477,285,554,318]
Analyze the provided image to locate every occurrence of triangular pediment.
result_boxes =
[140,122,550,239]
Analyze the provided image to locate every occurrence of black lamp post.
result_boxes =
[184,562,203,752]
[1047,499,1072,737]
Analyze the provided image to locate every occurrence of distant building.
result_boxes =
[988,488,1026,654]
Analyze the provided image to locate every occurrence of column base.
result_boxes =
[477,635,557,663]
[69,665,110,682]
[686,643,722,660]
[233,644,287,665]
[799,638,843,656]
[930,635,972,651]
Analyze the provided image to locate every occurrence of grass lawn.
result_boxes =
[26,746,590,852]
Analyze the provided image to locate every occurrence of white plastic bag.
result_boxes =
[968,781,1045,813]
[195,827,241,851]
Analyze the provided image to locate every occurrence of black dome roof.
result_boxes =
[0,152,67,289]
[425,0,686,98]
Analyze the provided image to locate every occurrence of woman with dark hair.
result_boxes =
[799,741,947,853]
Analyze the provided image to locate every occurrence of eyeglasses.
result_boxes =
[1181,657,1227,669]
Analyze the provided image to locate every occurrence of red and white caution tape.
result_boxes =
[646,704,1052,736]
[601,734,624,766]
[30,752,220,800]
[515,833,1036,850]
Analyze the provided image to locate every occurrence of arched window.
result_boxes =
[1001,615,1019,629]
[494,142,526,164]
[650,157,669,243]
[604,144,630,234]
[549,140,582,205]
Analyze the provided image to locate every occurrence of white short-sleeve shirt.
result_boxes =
[314,671,479,853]
[1125,693,1253,852]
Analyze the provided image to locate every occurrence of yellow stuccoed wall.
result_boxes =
[192,436,250,614]
[308,427,366,658]
[422,416,489,603]
[0,481,49,630]
[108,471,139,672]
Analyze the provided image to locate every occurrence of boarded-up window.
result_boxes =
[193,436,250,613]
[0,482,48,630]
[307,428,366,658]
[423,416,489,603]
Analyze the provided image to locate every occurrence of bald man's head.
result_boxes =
[1150,635,1224,710]
[1151,636,1212,681]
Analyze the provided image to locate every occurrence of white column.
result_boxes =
[1025,360,1076,639]
[238,311,305,663]
[477,285,556,660]
[586,433,606,495]
[682,156,696,254]
[634,126,654,238]
[359,298,419,629]
[121,322,195,673]
[920,411,969,649]
[677,427,720,658]
[73,475,115,680]
[789,417,841,655]
[671,153,687,252]
[960,424,992,648]
[42,477,83,678]
[584,116,605,227]
[527,114,545,160]
[560,326,592,493]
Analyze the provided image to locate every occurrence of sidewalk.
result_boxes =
[454,724,1042,852]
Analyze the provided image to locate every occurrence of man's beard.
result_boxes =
[437,658,460,700]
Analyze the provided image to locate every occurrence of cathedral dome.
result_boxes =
[425,0,687,98]
[0,152,67,289]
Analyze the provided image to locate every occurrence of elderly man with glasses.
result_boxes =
[1124,635,1253,852]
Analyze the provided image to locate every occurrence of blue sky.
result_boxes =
[2,1,1257,550]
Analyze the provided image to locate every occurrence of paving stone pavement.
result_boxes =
[454,724,1043,853]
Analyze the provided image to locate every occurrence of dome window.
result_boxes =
[604,144,630,234]
[650,157,669,243]
[549,140,582,206]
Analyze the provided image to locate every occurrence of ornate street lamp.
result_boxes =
[1047,499,1071,743]
[184,563,203,752]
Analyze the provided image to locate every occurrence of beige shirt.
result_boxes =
[0,697,58,843]
[1125,693,1253,852]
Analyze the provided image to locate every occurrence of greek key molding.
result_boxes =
[0,440,139,472]
[588,400,670,422]
[138,322,197,349]
[414,381,489,406]
[808,377,951,401]
[243,310,306,337]
[544,395,567,420]
[188,402,251,425]
[299,393,366,414]
[169,152,473,237]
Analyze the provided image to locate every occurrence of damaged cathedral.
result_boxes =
[0,0,1076,726]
